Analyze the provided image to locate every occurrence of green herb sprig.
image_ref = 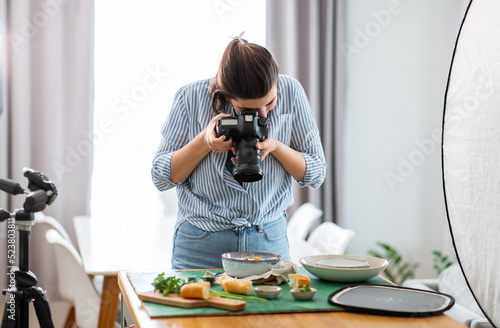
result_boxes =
[209,291,267,301]
[152,273,187,296]
[299,284,311,292]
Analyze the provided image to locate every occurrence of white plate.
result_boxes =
[300,255,388,282]
[315,258,369,268]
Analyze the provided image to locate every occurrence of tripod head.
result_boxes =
[0,167,58,214]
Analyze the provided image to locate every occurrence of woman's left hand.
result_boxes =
[257,138,307,182]
[229,138,277,165]
[256,138,278,160]
[232,138,306,183]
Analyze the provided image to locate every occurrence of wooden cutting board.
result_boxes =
[138,290,246,311]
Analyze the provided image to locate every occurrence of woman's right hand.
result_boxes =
[169,113,233,184]
[204,113,233,153]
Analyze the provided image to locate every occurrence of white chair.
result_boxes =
[37,213,104,295]
[287,203,324,265]
[287,202,323,240]
[45,229,100,328]
[36,212,72,242]
[306,222,355,255]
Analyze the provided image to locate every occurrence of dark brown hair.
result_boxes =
[209,38,279,114]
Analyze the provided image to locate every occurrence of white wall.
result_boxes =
[338,0,469,278]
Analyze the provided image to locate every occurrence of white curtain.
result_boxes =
[0,0,94,298]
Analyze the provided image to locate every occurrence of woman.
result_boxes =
[152,34,326,269]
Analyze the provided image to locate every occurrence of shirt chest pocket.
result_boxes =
[268,114,292,146]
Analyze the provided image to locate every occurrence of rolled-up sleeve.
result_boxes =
[151,88,190,191]
[301,150,326,188]
[290,78,327,188]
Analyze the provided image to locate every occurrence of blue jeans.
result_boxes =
[171,218,291,269]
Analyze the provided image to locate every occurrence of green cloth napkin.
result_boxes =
[127,268,392,318]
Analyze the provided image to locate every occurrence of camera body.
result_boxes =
[216,110,268,182]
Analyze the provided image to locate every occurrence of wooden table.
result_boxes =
[118,271,466,328]
[74,216,175,328]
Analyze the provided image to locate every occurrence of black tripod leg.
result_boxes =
[1,292,17,328]
[1,309,16,328]
[32,287,54,328]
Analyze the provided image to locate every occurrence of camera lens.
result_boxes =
[233,170,262,182]
[233,138,263,182]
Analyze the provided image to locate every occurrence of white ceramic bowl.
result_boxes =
[254,285,282,299]
[290,288,316,301]
[300,254,388,282]
[222,252,281,278]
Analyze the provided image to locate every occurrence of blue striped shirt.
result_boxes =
[152,75,326,232]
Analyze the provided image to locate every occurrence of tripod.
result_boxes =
[0,168,58,328]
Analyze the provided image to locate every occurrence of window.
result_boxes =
[91,1,266,221]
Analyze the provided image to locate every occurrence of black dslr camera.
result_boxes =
[216,110,268,182]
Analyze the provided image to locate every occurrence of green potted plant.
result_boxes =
[432,250,454,275]
[368,242,420,285]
